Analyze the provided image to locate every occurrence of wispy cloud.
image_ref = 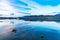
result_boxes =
[21,0,60,15]
[0,0,60,17]
[0,0,31,17]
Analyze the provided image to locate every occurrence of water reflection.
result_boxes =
[0,20,60,40]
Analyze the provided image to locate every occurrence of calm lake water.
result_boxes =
[0,20,60,40]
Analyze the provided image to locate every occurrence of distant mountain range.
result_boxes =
[55,14,60,16]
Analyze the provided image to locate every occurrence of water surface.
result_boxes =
[0,20,60,40]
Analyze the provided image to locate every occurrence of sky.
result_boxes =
[0,0,60,17]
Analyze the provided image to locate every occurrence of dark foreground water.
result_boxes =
[0,20,60,40]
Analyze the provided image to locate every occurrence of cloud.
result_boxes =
[0,0,60,17]
[0,0,31,17]
[20,0,60,15]
[8,0,29,10]
[8,0,28,6]
[7,0,31,15]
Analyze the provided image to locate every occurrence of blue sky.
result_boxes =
[0,0,60,17]
[33,0,60,6]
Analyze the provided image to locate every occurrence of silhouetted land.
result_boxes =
[0,15,60,22]
[19,15,60,22]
